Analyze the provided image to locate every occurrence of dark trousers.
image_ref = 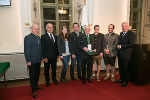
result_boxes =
[44,58,57,83]
[70,55,81,78]
[118,54,131,83]
[81,56,93,80]
[29,62,41,92]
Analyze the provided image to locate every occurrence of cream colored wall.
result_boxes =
[90,0,130,34]
[0,0,22,46]
[0,0,32,53]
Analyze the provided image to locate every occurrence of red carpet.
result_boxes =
[0,78,150,100]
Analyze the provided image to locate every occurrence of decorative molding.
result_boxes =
[31,0,41,30]
[73,0,85,25]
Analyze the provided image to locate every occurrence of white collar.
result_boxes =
[47,32,53,34]
[108,33,113,36]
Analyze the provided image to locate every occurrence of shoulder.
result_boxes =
[129,30,134,35]
[98,33,104,37]
[41,33,47,36]
[80,32,85,36]
[69,32,74,36]
[104,33,108,36]
[104,34,108,38]
[41,33,47,38]
[53,33,57,36]
[53,34,57,38]
[57,35,62,39]
[90,33,94,36]
[127,30,134,36]
[24,34,32,40]
[113,33,119,36]
[57,34,61,37]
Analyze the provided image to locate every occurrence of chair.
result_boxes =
[0,62,10,88]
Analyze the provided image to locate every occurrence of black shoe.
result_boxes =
[120,82,128,87]
[60,78,67,83]
[32,91,37,98]
[53,80,59,85]
[115,80,123,83]
[46,82,50,87]
[71,77,76,80]
[87,79,92,83]
[78,76,82,80]
[36,86,44,90]
[82,80,86,84]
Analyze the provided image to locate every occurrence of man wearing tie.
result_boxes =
[41,23,59,87]
[79,26,93,84]
[116,22,135,87]
[24,24,42,98]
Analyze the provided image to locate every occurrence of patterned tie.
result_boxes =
[122,32,126,37]
[50,34,54,43]
[86,34,90,44]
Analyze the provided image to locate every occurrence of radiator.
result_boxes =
[0,53,29,81]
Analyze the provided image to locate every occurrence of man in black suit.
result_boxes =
[41,23,59,87]
[68,23,82,80]
[24,24,42,98]
[116,22,135,87]
[80,26,93,84]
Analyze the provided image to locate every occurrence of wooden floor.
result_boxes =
[0,65,118,89]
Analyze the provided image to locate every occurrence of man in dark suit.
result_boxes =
[24,24,42,98]
[68,23,82,80]
[80,26,93,84]
[116,22,135,87]
[41,23,59,87]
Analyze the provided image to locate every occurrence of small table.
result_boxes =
[0,62,10,88]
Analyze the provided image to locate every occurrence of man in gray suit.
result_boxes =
[103,24,119,82]
[24,24,42,98]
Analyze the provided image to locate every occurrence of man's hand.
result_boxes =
[117,45,121,49]
[44,58,48,63]
[27,62,31,67]
[93,49,96,52]
[100,53,103,57]
[104,49,110,55]
[72,54,76,59]
[83,47,88,52]
[60,56,63,59]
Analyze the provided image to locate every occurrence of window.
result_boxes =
[130,0,143,43]
[41,0,72,35]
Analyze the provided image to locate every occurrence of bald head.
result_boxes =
[84,26,90,34]
[46,23,53,33]
[121,22,129,32]
[31,24,39,35]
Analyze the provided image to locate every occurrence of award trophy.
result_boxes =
[87,44,97,55]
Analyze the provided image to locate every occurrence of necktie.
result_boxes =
[76,32,79,36]
[86,34,90,44]
[50,34,54,43]
[122,32,126,37]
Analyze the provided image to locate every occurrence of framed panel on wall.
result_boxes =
[40,0,72,35]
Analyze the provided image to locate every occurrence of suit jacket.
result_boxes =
[104,33,119,57]
[41,33,59,60]
[68,32,88,59]
[90,33,104,55]
[118,30,135,58]
[24,33,42,64]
